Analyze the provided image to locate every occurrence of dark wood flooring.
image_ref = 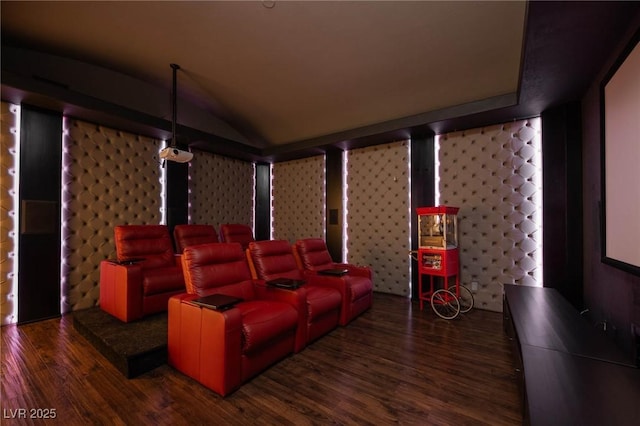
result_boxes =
[1,293,521,425]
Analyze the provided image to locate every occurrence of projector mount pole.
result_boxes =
[170,63,180,147]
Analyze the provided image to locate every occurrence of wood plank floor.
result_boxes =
[1,293,521,425]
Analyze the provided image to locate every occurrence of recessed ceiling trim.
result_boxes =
[263,92,518,157]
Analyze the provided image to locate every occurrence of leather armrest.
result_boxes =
[304,271,347,293]
[99,260,144,322]
[167,294,243,396]
[335,263,372,279]
[254,280,306,305]
[254,281,308,353]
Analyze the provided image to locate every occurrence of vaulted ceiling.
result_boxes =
[2,1,638,162]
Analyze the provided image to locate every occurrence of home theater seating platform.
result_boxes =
[73,307,167,378]
[76,224,373,395]
[503,284,640,425]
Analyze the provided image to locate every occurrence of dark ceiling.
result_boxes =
[1,1,639,163]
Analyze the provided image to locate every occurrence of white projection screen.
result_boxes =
[602,30,640,276]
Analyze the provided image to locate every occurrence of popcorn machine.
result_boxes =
[415,206,462,317]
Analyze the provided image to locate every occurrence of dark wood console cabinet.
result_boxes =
[503,284,640,425]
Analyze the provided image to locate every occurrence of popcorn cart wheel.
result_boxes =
[455,284,474,314]
[409,250,474,319]
[430,288,461,320]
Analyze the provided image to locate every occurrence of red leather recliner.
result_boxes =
[247,240,342,350]
[294,238,373,326]
[219,224,255,250]
[168,242,301,396]
[100,225,185,322]
[173,224,219,253]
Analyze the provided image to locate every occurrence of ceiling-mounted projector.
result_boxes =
[160,147,193,163]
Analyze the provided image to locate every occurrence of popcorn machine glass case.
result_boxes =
[418,206,458,250]
[417,206,459,275]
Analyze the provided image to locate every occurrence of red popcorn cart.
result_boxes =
[414,206,473,319]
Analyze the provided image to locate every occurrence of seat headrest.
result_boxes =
[248,239,292,256]
[220,224,255,249]
[114,225,174,268]
[182,243,254,292]
[173,224,219,253]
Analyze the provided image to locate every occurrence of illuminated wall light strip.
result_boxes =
[251,162,256,234]
[323,155,327,240]
[342,150,348,263]
[533,120,544,287]
[407,138,414,297]
[269,163,274,240]
[160,140,167,225]
[7,104,21,324]
[187,159,192,223]
[407,139,412,294]
[434,135,441,206]
[60,117,71,314]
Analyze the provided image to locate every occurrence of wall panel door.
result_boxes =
[18,106,62,323]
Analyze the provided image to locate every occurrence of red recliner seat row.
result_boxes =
[100,223,254,322]
[168,242,303,396]
[168,239,373,396]
[246,240,343,351]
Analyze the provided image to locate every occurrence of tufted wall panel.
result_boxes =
[346,141,410,296]
[272,156,325,243]
[438,118,542,312]
[189,149,254,228]
[1,102,19,324]
[62,119,162,313]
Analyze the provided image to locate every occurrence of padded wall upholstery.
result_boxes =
[189,149,254,227]
[0,102,18,325]
[438,118,542,312]
[62,119,162,313]
[347,141,410,296]
[272,156,324,243]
